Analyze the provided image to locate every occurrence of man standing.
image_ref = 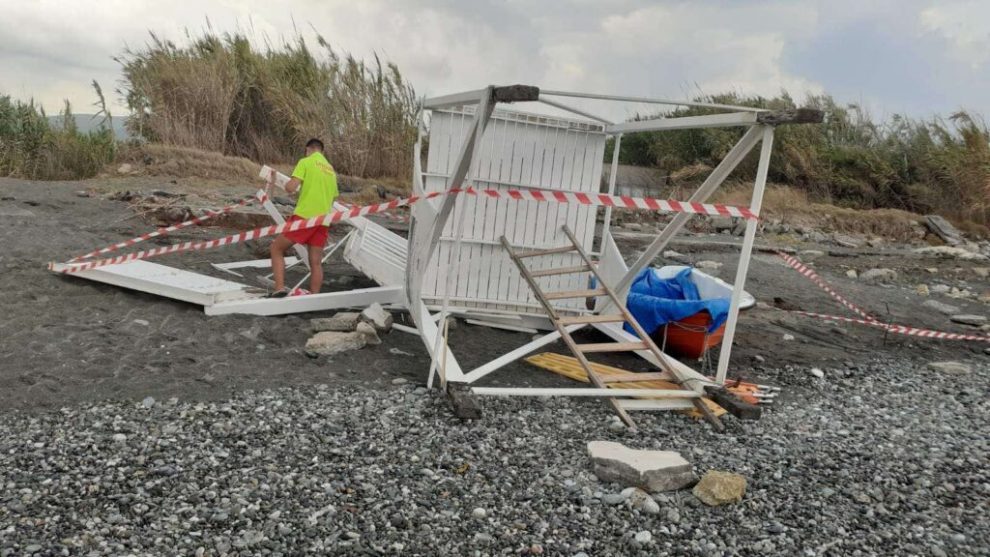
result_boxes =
[268,138,338,298]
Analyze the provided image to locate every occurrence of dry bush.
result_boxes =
[114,143,258,181]
[118,30,417,180]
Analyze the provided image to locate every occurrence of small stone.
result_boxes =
[112,433,127,443]
[471,507,487,519]
[663,250,686,260]
[692,470,747,506]
[133,319,150,326]
[695,260,722,270]
[141,396,155,409]
[809,367,824,379]
[311,312,361,332]
[360,303,393,333]
[916,284,930,296]
[949,314,987,326]
[782,334,795,341]
[972,267,989,279]
[859,268,897,283]
[117,163,133,174]
[587,441,696,492]
[926,361,972,375]
[922,299,961,315]
[633,530,653,545]
[799,250,825,258]
[845,269,858,279]
[602,493,627,505]
[392,377,409,385]
[930,284,951,294]
[624,487,660,514]
[753,354,765,363]
[833,234,862,248]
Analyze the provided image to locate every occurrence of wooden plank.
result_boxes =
[600,372,669,384]
[576,341,648,353]
[529,265,590,277]
[517,245,576,258]
[544,288,606,300]
[557,314,626,325]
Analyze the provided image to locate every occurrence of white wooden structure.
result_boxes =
[405,85,821,413]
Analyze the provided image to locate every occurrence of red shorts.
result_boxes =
[283,215,329,247]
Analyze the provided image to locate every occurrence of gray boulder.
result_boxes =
[360,303,393,333]
[950,314,987,326]
[859,268,897,283]
[922,299,961,315]
[587,441,696,492]
[311,312,362,332]
[305,331,367,356]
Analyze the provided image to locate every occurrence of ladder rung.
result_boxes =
[516,245,577,258]
[530,265,590,277]
[557,314,627,325]
[600,372,669,384]
[576,341,649,353]
[544,288,606,300]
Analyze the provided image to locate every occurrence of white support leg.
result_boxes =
[609,126,763,301]
[715,125,774,384]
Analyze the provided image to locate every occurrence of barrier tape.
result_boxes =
[68,191,265,262]
[777,252,990,343]
[777,252,878,323]
[51,186,756,274]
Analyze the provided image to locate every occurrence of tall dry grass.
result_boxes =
[608,92,990,227]
[0,88,115,180]
[118,30,418,180]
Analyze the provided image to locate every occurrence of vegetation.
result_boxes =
[606,92,990,226]
[117,30,418,179]
[0,83,115,180]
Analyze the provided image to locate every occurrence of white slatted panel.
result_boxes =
[422,107,606,315]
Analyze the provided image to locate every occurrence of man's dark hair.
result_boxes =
[305,138,324,152]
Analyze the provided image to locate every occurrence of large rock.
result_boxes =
[355,321,381,345]
[311,312,362,332]
[926,361,972,375]
[950,314,987,326]
[692,470,747,506]
[587,441,696,492]
[859,268,897,283]
[360,303,393,333]
[922,299,960,315]
[305,331,367,356]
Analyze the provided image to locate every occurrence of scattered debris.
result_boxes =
[355,322,381,345]
[360,303,393,333]
[663,250,686,260]
[692,470,747,506]
[695,260,722,270]
[845,269,858,279]
[305,331,368,356]
[389,347,414,356]
[950,314,987,327]
[133,319,150,326]
[924,215,963,246]
[922,300,961,315]
[782,334,795,341]
[587,441,696,492]
[915,284,930,296]
[311,312,362,332]
[926,361,972,375]
[914,246,987,261]
[859,268,897,283]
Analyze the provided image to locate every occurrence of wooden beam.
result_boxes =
[756,108,824,125]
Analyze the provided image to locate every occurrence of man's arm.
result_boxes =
[285,177,301,194]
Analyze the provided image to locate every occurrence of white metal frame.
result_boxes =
[407,85,788,406]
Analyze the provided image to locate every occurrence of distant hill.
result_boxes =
[47,114,130,140]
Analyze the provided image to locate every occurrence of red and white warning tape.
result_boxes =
[777,252,878,323]
[68,191,264,262]
[52,186,755,274]
[777,252,990,343]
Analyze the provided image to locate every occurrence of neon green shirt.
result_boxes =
[291,152,339,219]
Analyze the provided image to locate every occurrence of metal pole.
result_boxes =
[539,89,764,113]
[715,125,774,384]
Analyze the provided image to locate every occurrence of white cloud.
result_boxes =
[919,1,990,70]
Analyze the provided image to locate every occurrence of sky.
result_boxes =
[0,0,988,122]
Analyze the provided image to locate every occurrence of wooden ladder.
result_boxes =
[500,225,724,432]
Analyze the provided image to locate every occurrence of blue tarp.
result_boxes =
[624,267,730,335]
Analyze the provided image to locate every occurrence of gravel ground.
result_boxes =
[3,356,988,556]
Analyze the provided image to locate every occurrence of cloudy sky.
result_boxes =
[1,0,988,121]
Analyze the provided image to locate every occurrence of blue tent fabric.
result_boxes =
[623,267,730,335]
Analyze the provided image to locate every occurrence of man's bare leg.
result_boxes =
[307,244,324,293]
[270,235,295,292]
